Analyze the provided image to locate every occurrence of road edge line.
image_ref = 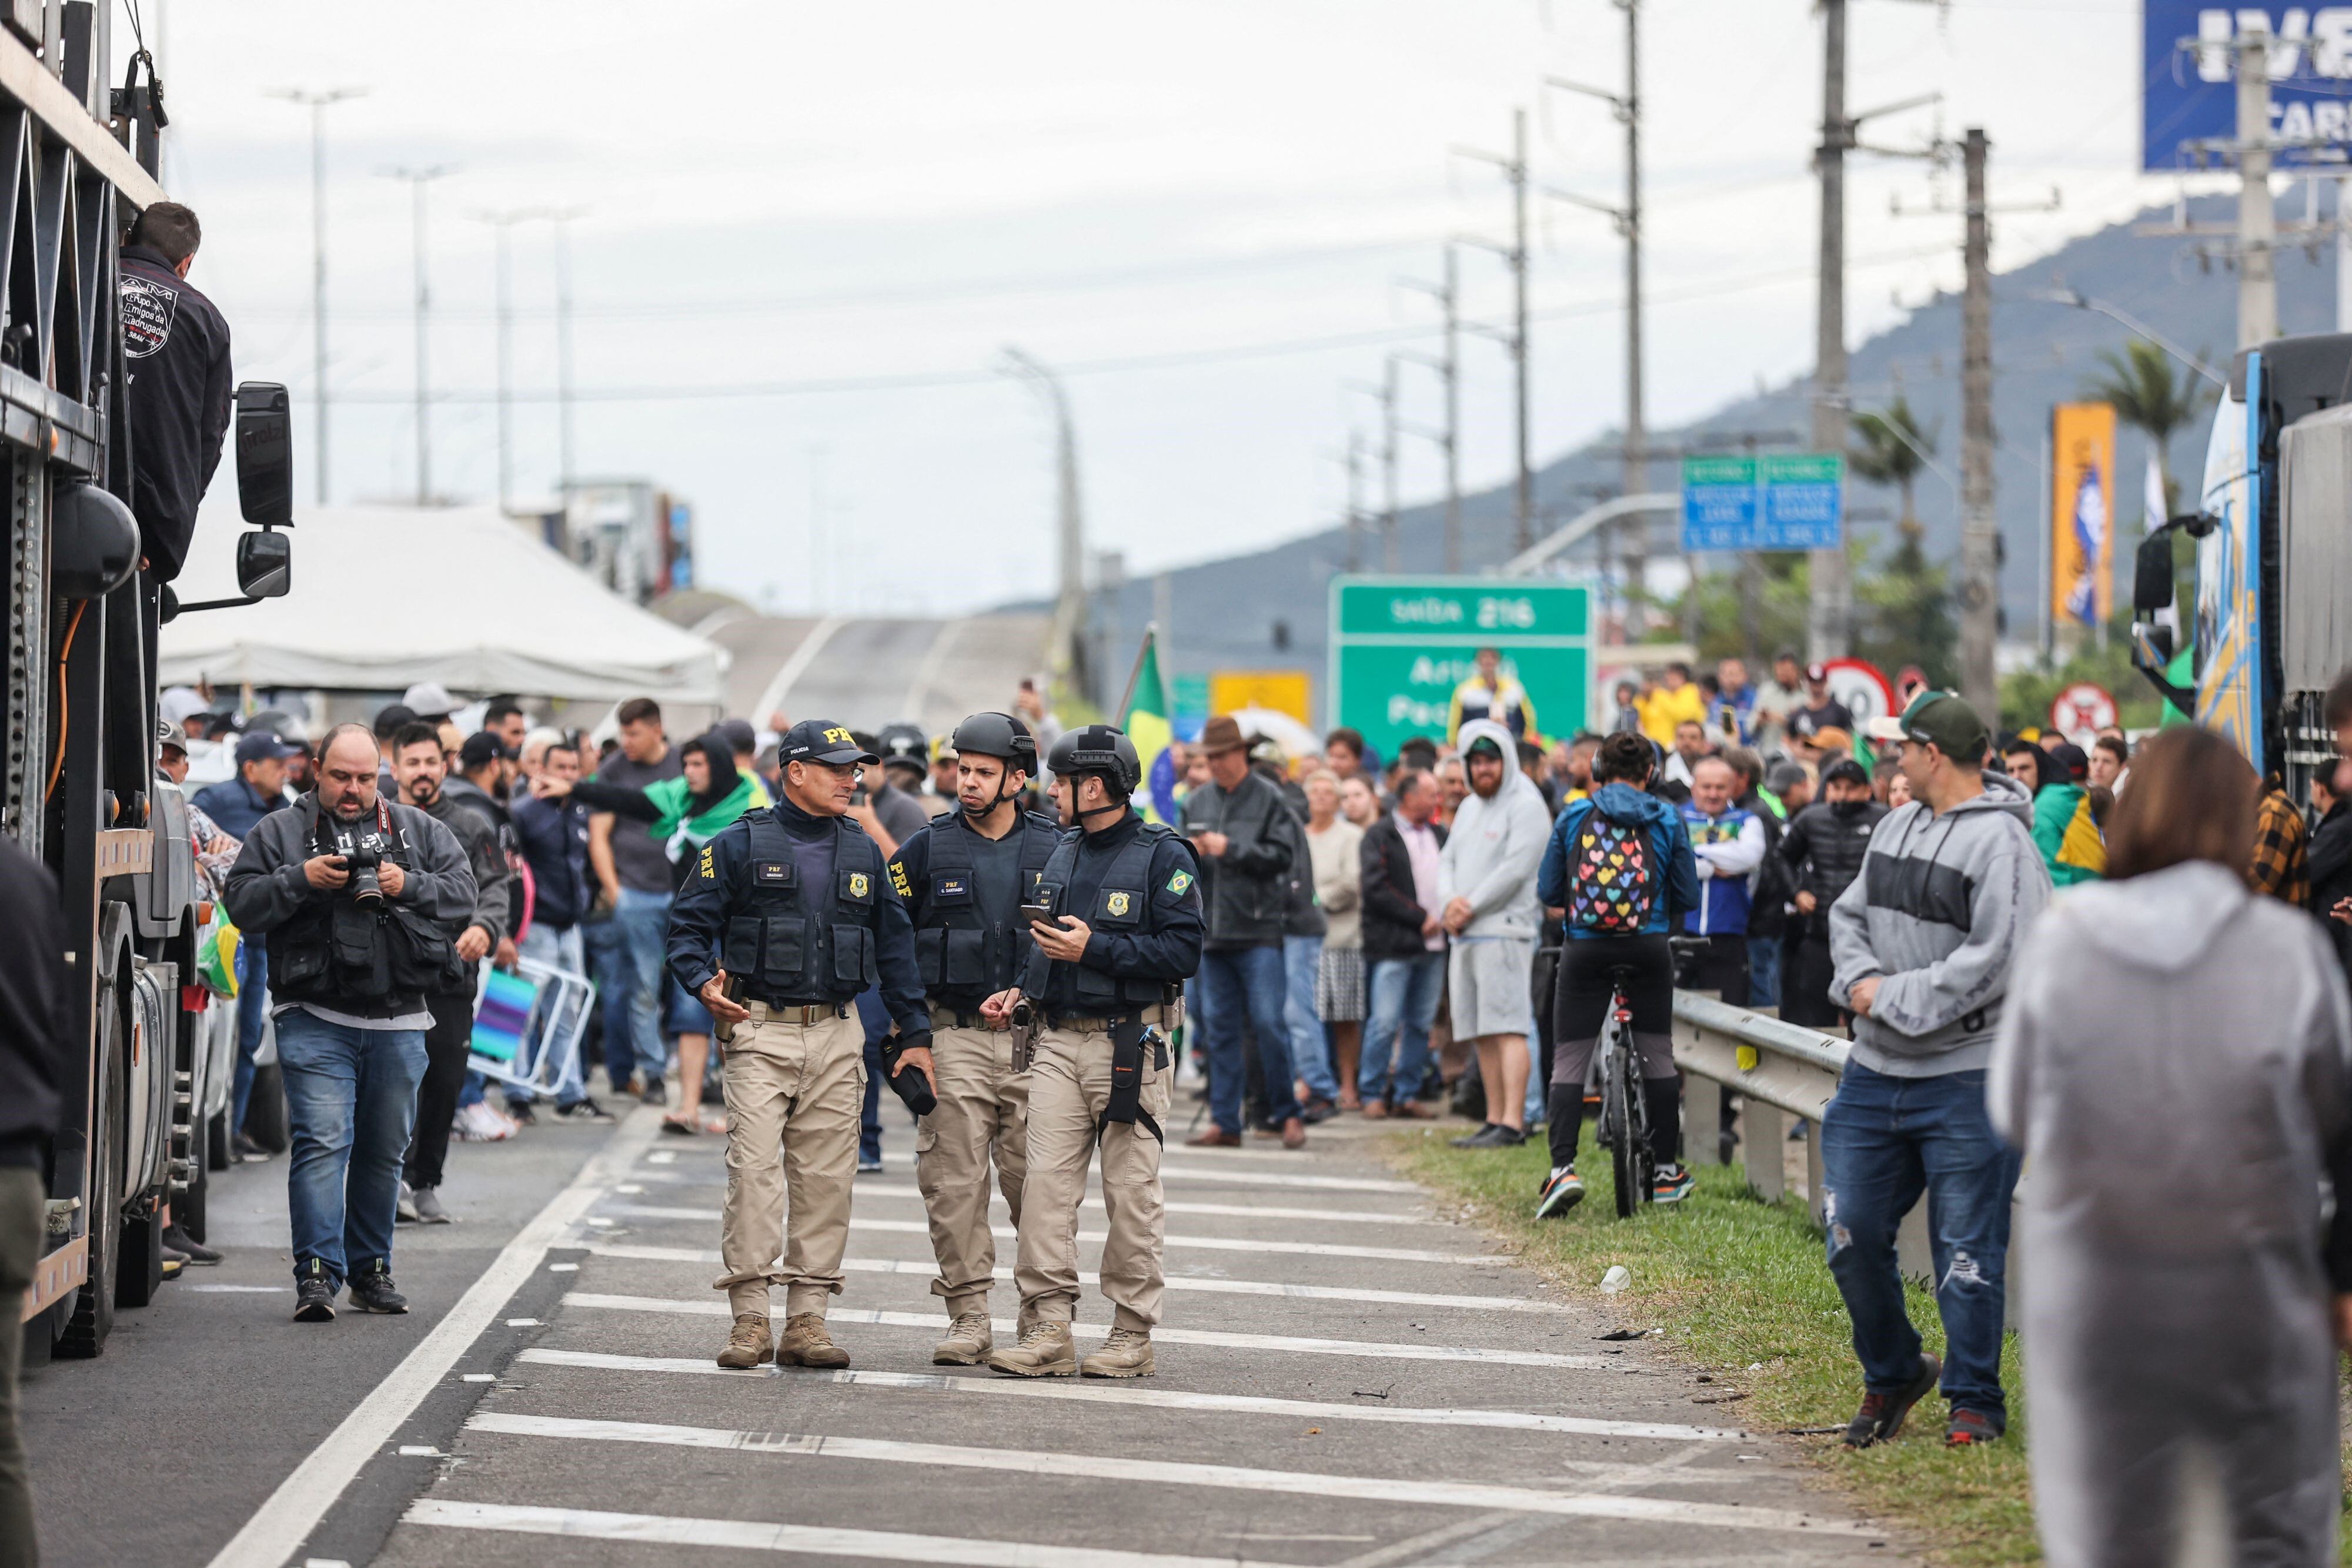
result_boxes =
[204,1106,663,1568]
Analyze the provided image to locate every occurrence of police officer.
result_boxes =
[668,720,933,1372]
[885,713,1063,1365]
[979,725,1202,1379]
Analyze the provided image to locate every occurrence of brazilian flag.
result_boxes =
[1121,631,1178,824]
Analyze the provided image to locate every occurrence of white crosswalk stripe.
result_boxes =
[616,1174,1442,1226]
[463,1412,1870,1536]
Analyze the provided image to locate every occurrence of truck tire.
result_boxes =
[244,1062,288,1155]
[57,995,125,1358]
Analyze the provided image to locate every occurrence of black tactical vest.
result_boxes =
[269,796,464,1004]
[909,810,1061,1001]
[1038,820,1180,1011]
[717,811,887,1002]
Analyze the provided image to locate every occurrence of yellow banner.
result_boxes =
[2051,402,2116,628]
[1208,670,1311,724]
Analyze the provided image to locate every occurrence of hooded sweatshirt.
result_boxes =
[1436,719,1556,941]
[1827,770,2050,1076]
[1536,778,1701,940]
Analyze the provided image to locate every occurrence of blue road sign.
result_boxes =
[1680,454,1844,553]
[2144,3,2352,170]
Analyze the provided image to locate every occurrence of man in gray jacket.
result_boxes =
[1825,691,2048,1449]
[223,724,476,1320]
[1437,719,1553,1148]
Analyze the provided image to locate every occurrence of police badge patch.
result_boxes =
[848,872,870,898]
[1106,891,1131,917]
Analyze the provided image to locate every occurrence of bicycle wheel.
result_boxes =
[1604,1031,1639,1218]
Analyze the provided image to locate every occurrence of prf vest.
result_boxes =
[1038,821,1181,1012]
[717,812,886,1002]
[908,810,1061,1001]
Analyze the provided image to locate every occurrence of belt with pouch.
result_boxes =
[928,1004,988,1031]
[746,999,850,1025]
[1044,1007,1168,1033]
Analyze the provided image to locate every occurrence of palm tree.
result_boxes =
[2083,339,2213,515]
[1849,397,1939,537]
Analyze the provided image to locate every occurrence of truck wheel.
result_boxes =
[244,1062,288,1155]
[58,995,125,1358]
[206,1106,231,1173]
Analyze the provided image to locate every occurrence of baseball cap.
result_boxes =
[714,717,757,755]
[159,686,210,727]
[156,718,185,756]
[1805,662,1830,683]
[779,718,878,767]
[1865,690,1989,761]
[401,681,457,718]
[2046,741,2090,783]
[458,731,513,770]
[1822,757,1870,788]
[233,731,299,766]
[1464,734,1504,759]
[1809,726,1852,754]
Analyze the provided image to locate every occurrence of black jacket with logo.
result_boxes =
[119,244,232,583]
[1177,771,1297,949]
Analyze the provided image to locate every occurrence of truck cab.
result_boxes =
[2131,333,2352,805]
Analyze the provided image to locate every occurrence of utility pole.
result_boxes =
[382,164,454,507]
[998,349,1089,689]
[1808,0,1851,663]
[1340,431,1367,573]
[2237,21,2278,348]
[1397,247,1462,571]
[267,87,363,505]
[1957,128,2000,720]
[1545,0,1646,617]
[472,208,541,513]
[552,209,584,493]
[1455,110,1534,553]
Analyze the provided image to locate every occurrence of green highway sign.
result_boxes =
[1327,577,1592,753]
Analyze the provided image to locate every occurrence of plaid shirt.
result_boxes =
[2250,785,2310,908]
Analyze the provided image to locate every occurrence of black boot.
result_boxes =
[346,1259,409,1315]
[293,1259,338,1322]
[163,1223,220,1265]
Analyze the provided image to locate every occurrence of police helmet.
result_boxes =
[1047,724,1141,795]
[948,711,1037,773]
[876,722,929,774]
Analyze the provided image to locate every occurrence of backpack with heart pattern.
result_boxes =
[1565,810,1656,934]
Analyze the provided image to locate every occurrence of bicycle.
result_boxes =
[1594,963,1653,1218]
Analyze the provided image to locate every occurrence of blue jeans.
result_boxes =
[1200,945,1302,1135]
[1749,929,1782,1009]
[1284,934,1337,1103]
[580,914,632,1090]
[1358,951,1445,1104]
[1819,1061,2020,1423]
[613,888,674,1086]
[232,940,269,1137]
[274,1010,427,1285]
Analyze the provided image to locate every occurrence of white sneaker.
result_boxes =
[456,1101,514,1142]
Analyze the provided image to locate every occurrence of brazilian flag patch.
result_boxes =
[1167,870,1193,897]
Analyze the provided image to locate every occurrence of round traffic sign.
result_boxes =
[1822,657,1896,733]
[2048,682,2118,744]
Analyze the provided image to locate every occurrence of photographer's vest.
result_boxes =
[717,811,887,1004]
[269,796,462,1005]
[1038,820,1182,1013]
[908,810,1061,1006]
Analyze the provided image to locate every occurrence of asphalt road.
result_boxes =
[32,1098,1910,1567]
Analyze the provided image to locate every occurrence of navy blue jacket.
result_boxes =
[510,792,591,932]
[190,776,289,842]
[1536,781,1700,940]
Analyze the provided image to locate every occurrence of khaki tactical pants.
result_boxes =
[1014,1024,1171,1331]
[715,1008,865,1318]
[916,1024,1030,1315]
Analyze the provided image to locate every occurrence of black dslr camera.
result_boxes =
[340,841,384,906]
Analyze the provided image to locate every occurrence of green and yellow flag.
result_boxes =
[1120,629,1178,824]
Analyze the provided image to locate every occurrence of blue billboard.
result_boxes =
[2144,4,2352,170]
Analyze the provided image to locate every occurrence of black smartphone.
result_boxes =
[1018,901,1056,924]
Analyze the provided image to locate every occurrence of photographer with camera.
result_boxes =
[222,724,477,1323]
[387,723,514,1221]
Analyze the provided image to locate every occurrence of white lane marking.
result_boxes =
[405,1499,1291,1568]
[564,1292,1612,1369]
[460,1374,496,1383]
[601,1205,1507,1266]
[186,1284,292,1293]
[574,1243,1561,1313]
[637,1153,1419,1194]
[517,1349,1745,1440]
[465,1413,1866,1536]
[202,1109,663,1568]
[618,1175,1438,1226]
[645,1151,677,1165]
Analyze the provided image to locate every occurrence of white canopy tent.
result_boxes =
[158,504,725,703]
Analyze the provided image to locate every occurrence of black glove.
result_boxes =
[877,1030,937,1117]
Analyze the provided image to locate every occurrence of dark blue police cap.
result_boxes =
[780,719,878,767]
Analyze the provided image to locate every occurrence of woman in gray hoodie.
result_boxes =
[1990,725,2352,1567]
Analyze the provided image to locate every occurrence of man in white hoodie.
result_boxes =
[1438,720,1556,1149]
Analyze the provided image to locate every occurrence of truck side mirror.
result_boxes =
[52,481,139,600]
[2133,530,2176,614]
[234,529,290,599]
[235,381,292,528]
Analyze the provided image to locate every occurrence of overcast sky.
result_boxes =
[162,0,2151,614]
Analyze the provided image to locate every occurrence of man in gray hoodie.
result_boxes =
[1825,691,2047,1450]
[1438,720,1555,1149]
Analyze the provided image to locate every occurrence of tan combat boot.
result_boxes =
[716,1312,773,1370]
[1080,1326,1155,1379]
[776,1312,851,1369]
[983,1320,1077,1378]
[933,1310,993,1366]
